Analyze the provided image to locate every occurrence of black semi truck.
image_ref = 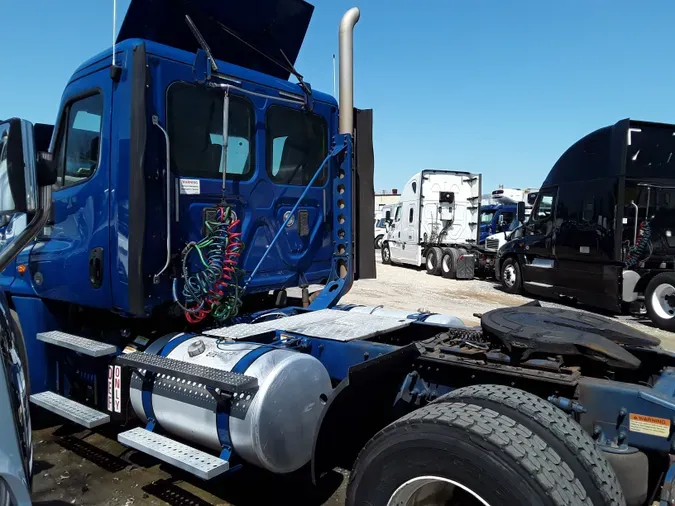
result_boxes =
[496,119,675,331]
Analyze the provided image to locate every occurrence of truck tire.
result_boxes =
[10,309,30,395]
[645,272,675,331]
[347,402,596,506]
[434,385,624,506]
[374,235,384,250]
[381,243,392,264]
[501,256,523,293]
[440,248,459,279]
[425,247,443,275]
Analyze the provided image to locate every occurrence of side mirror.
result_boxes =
[517,201,526,222]
[0,118,53,273]
[385,210,391,221]
[498,214,505,225]
[0,118,39,216]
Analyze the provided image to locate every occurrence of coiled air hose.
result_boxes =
[625,220,651,269]
[172,205,245,324]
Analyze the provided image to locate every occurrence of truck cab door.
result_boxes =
[388,204,403,261]
[521,186,558,287]
[402,202,419,262]
[29,69,112,308]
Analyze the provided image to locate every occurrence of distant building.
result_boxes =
[374,189,400,212]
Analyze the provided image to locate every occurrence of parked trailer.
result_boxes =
[496,120,675,332]
[4,1,675,505]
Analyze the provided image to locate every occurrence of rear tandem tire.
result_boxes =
[425,247,443,275]
[347,402,599,506]
[440,248,458,279]
[434,385,625,506]
[645,272,675,331]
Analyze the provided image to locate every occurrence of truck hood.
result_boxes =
[118,0,314,80]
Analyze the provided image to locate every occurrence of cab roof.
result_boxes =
[70,38,336,107]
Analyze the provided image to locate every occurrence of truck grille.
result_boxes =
[485,238,500,251]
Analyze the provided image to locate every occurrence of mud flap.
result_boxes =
[310,343,419,483]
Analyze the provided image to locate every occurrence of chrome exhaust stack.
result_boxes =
[338,7,360,135]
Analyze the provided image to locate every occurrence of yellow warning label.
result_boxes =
[629,413,671,438]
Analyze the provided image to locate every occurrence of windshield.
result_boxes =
[375,218,386,228]
[480,210,496,224]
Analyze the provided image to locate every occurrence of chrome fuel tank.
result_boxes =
[130,336,332,474]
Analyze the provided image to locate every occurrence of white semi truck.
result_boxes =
[381,169,491,278]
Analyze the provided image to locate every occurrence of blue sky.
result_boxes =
[2,1,675,194]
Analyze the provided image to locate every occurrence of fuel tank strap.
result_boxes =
[216,344,273,450]
[140,333,193,424]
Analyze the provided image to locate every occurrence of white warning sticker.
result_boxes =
[629,413,670,438]
[113,365,122,413]
[179,178,200,195]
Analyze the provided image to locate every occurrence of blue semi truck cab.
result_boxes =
[478,203,516,243]
[6,2,675,505]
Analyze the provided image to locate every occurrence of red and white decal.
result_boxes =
[113,365,122,413]
[107,365,113,411]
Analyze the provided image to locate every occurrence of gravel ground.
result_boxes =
[30,258,675,505]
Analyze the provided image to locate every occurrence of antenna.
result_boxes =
[112,0,117,66]
[332,54,337,97]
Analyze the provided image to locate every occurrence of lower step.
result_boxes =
[30,391,110,429]
[118,427,229,480]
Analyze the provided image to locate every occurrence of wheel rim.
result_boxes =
[427,254,435,270]
[376,236,383,249]
[442,255,450,272]
[503,264,516,287]
[383,247,390,262]
[652,283,675,319]
[387,476,491,506]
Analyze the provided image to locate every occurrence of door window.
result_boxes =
[533,194,554,221]
[56,93,104,188]
[408,207,414,223]
[529,188,557,235]
[394,206,401,222]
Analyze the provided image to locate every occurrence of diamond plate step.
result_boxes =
[118,427,229,480]
[205,308,410,342]
[116,352,258,394]
[30,391,110,429]
[37,331,117,357]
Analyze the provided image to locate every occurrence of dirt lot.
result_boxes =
[30,259,675,505]
[345,259,675,349]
